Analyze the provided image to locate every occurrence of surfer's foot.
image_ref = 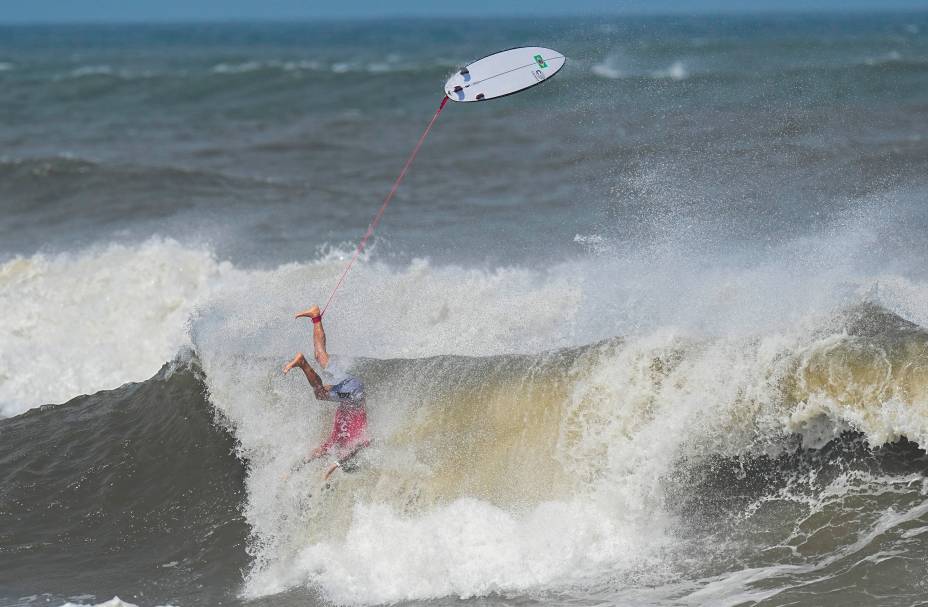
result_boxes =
[295,305,321,320]
[283,352,307,374]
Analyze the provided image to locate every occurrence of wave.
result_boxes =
[588,51,928,81]
[0,156,240,193]
[194,266,928,603]
[0,239,234,417]
[57,598,165,607]
[860,51,928,70]
[0,156,291,221]
[35,57,457,85]
[4,234,928,604]
[4,304,928,604]
[0,361,248,606]
[184,221,928,602]
[208,59,431,75]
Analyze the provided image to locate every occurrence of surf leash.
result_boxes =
[320,95,449,318]
[319,47,566,318]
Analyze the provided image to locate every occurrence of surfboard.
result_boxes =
[445,46,566,103]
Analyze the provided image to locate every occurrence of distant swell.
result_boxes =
[0,157,279,204]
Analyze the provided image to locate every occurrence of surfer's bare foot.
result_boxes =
[283,352,307,374]
[295,305,321,320]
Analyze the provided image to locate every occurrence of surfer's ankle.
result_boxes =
[295,304,322,320]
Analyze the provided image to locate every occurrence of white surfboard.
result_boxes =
[445,46,566,103]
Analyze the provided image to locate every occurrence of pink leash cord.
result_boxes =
[320,96,450,318]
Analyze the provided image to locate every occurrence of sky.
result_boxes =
[0,0,926,23]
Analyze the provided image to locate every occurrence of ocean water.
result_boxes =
[2,12,928,607]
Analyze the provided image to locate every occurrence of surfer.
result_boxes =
[284,305,370,480]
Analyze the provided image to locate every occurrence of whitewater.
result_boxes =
[4,205,928,604]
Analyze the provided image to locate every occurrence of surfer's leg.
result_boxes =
[283,352,329,400]
[323,436,371,480]
[294,304,330,368]
[337,439,370,468]
[312,315,329,367]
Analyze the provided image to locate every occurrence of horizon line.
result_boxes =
[1,7,926,26]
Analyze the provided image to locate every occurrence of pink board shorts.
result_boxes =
[322,404,370,458]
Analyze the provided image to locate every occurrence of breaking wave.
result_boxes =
[3,231,928,604]
[0,239,233,417]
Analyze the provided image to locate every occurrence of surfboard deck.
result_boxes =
[445,46,566,102]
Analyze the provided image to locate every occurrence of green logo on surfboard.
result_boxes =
[534,54,548,68]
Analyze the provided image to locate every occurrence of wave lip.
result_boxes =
[0,238,234,417]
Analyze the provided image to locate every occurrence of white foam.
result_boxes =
[59,598,136,607]
[246,497,669,604]
[211,61,263,74]
[58,597,175,607]
[55,65,155,80]
[211,59,329,74]
[591,61,623,79]
[189,257,687,604]
[864,50,903,66]
[591,56,690,81]
[653,61,689,81]
[0,238,235,417]
[69,65,114,77]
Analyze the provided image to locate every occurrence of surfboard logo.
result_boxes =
[534,54,548,68]
[532,69,546,82]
